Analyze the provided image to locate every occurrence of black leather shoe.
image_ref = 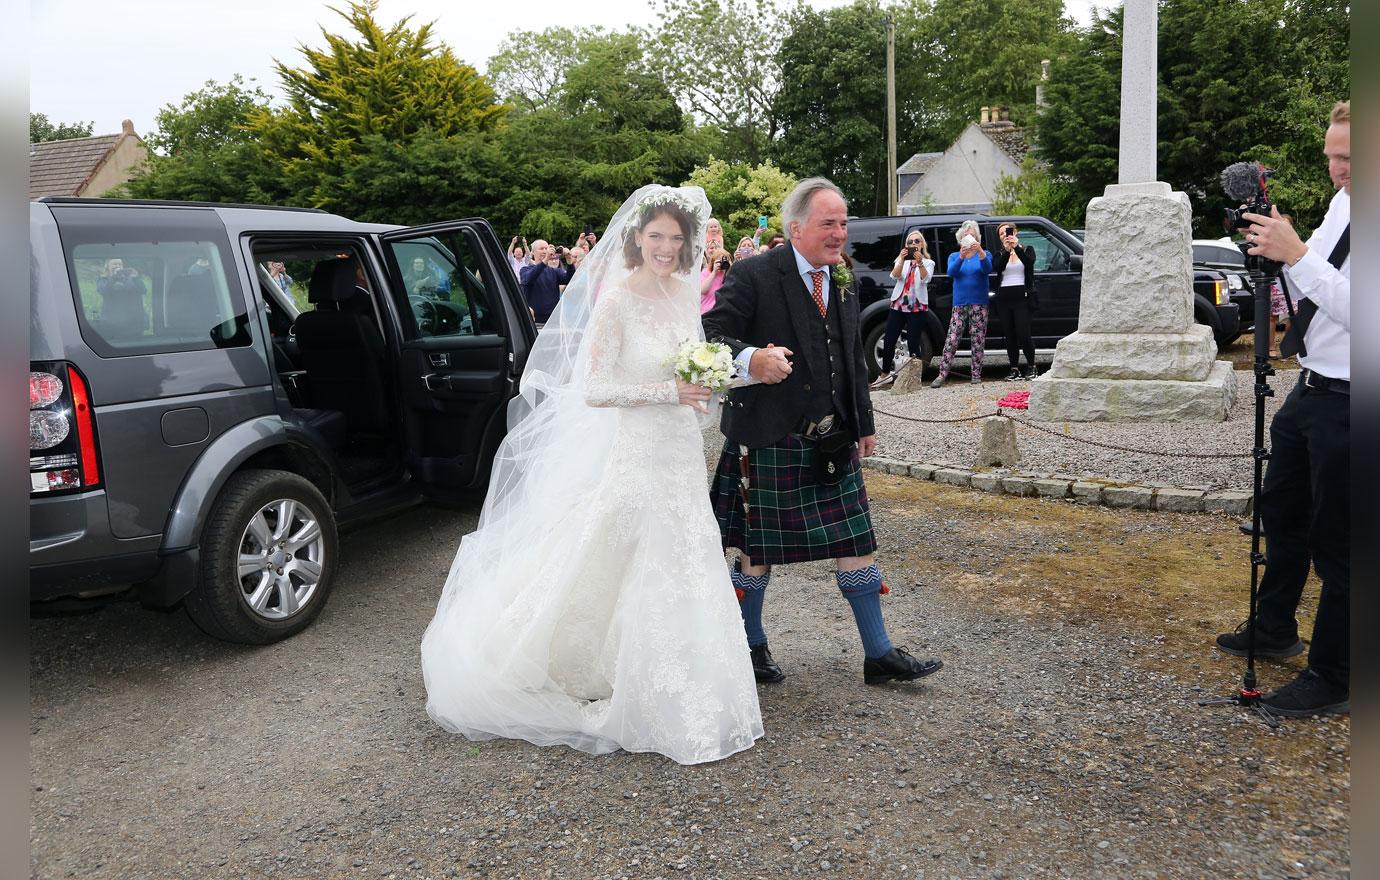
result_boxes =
[1262,669,1349,717]
[750,643,785,683]
[863,646,943,685]
[1214,620,1304,658]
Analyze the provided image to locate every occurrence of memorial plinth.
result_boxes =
[1028,182,1236,422]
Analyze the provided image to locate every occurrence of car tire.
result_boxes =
[185,468,338,645]
[865,319,936,380]
[1193,297,1225,348]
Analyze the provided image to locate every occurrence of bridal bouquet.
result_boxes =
[672,340,735,392]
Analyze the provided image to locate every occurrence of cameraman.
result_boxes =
[1214,100,1350,717]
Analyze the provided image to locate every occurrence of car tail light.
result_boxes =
[29,361,101,495]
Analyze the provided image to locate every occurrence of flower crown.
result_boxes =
[633,188,707,231]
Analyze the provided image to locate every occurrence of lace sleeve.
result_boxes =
[583,293,679,408]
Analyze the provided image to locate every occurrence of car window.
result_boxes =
[1193,244,1246,267]
[848,222,902,271]
[386,231,500,339]
[1016,227,1072,271]
[67,239,250,357]
[931,225,962,273]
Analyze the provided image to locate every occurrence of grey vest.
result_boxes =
[802,287,846,423]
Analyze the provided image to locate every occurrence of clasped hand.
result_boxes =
[676,379,711,413]
[749,343,793,384]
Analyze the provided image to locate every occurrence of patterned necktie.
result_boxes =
[808,270,827,317]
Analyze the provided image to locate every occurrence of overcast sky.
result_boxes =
[32,0,1113,137]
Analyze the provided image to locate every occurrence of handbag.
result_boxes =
[812,426,854,486]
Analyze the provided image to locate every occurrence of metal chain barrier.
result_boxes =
[871,404,1253,459]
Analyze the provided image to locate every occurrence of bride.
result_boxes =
[421,186,763,764]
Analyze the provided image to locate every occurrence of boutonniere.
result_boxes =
[832,264,854,298]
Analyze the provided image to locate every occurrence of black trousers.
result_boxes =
[1255,374,1350,688]
[993,292,1035,369]
[880,308,925,373]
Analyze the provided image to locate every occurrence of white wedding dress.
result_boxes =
[421,245,763,764]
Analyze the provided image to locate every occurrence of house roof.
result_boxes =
[28,130,136,199]
[898,151,943,175]
[978,122,1031,164]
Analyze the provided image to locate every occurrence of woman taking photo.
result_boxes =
[871,230,934,388]
[990,222,1038,380]
[931,220,992,387]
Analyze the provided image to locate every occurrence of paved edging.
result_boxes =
[862,457,1253,515]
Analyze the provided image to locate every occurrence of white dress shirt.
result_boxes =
[733,249,834,380]
[1285,188,1350,380]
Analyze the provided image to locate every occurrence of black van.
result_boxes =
[29,198,536,643]
[845,214,1238,377]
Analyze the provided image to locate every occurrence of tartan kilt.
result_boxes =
[709,435,877,565]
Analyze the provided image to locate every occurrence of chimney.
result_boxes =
[1036,60,1050,110]
[980,106,991,125]
[121,119,135,136]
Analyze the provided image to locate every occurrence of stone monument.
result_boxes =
[1028,0,1235,422]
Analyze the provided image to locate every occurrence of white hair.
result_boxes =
[781,177,847,236]
[956,220,981,243]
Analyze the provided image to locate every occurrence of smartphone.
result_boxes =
[757,215,768,229]
[584,222,594,235]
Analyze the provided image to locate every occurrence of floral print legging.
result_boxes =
[936,304,989,378]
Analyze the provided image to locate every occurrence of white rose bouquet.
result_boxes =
[671,340,735,392]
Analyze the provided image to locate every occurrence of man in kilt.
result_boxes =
[703,177,944,686]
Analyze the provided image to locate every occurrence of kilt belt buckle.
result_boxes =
[800,414,835,439]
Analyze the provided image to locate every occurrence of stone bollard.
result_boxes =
[889,358,927,394]
[974,416,1020,468]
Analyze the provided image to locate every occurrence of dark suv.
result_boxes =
[846,214,1239,377]
[30,198,535,643]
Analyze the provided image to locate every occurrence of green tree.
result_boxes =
[121,77,283,204]
[770,0,894,213]
[918,0,1076,145]
[486,26,617,113]
[683,158,796,243]
[649,0,785,164]
[29,113,94,142]
[1035,0,1349,236]
[252,0,507,213]
[990,156,1084,228]
[493,32,707,242]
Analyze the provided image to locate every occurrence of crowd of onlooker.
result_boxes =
[507,219,788,324]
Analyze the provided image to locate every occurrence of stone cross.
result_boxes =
[1118,0,1157,184]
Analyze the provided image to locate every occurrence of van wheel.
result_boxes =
[185,469,338,644]
[865,320,935,380]
[1193,298,1225,349]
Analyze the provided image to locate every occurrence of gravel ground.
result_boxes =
[31,464,1349,879]
[870,358,1297,491]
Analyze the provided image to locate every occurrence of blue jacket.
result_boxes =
[947,251,993,307]
[519,262,574,323]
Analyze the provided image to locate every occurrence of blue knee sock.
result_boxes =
[732,562,769,648]
[838,564,893,659]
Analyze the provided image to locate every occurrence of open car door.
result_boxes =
[377,219,536,494]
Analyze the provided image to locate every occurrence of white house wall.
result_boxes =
[900,124,1023,213]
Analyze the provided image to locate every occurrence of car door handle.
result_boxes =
[428,352,450,367]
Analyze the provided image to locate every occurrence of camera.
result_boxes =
[1221,161,1282,276]
[717,257,730,271]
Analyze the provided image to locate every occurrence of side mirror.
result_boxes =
[1069,254,1084,271]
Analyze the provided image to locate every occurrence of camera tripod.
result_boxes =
[1198,254,1289,729]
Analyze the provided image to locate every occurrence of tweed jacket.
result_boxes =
[702,243,875,448]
